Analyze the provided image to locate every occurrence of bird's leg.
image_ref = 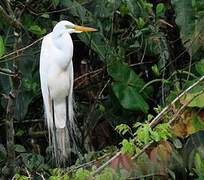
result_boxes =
[65,96,72,142]
[51,99,58,163]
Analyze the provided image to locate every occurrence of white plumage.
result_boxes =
[39,20,96,164]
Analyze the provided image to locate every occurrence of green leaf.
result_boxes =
[21,153,45,171]
[135,124,151,144]
[172,0,194,42]
[115,124,131,135]
[182,92,204,108]
[112,81,148,112]
[156,3,165,16]
[172,0,204,55]
[0,36,5,57]
[121,139,135,154]
[195,59,204,75]
[28,25,46,35]
[108,62,149,112]
[15,144,26,153]
[151,64,160,76]
[74,168,90,180]
[192,114,204,131]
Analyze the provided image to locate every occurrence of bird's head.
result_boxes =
[53,20,97,35]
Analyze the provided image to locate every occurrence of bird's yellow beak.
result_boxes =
[74,25,97,32]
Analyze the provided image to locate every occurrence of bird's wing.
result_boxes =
[39,35,53,128]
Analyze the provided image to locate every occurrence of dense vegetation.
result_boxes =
[1,0,204,179]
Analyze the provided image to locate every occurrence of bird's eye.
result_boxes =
[65,25,72,29]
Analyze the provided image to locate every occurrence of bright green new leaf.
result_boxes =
[156,3,165,16]
[121,139,135,154]
[74,168,90,180]
[115,124,131,135]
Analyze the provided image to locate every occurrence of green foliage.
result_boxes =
[14,144,26,153]
[74,168,90,180]
[195,59,204,75]
[194,153,204,179]
[95,167,114,180]
[120,139,135,154]
[21,153,46,171]
[115,124,132,135]
[156,3,165,16]
[1,0,204,179]
[108,62,150,112]
[13,173,30,180]
[28,25,46,36]
[172,0,204,55]
[49,168,69,180]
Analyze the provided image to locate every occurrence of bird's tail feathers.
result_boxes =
[44,94,78,165]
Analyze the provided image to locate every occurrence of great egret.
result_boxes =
[40,20,96,164]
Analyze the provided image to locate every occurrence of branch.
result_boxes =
[0,5,22,29]
[0,38,43,62]
[91,75,204,176]
[149,75,204,128]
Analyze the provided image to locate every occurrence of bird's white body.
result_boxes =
[40,21,76,164]
[40,20,96,165]
[41,33,74,128]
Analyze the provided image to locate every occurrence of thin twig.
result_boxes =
[36,172,46,180]
[126,172,166,180]
[0,38,43,62]
[91,152,121,176]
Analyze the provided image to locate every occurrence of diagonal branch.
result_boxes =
[91,75,204,176]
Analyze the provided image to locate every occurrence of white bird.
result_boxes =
[39,20,96,165]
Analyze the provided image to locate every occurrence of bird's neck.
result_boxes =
[51,31,72,50]
[51,32,74,70]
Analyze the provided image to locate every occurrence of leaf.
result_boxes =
[108,62,149,112]
[115,124,131,135]
[195,59,204,75]
[74,168,90,180]
[172,0,194,43]
[112,82,148,112]
[156,3,165,16]
[28,25,46,35]
[15,144,26,153]
[181,92,204,108]
[21,153,45,171]
[0,36,5,57]
[172,0,204,55]
[121,139,135,155]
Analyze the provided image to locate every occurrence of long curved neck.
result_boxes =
[51,31,74,69]
[52,30,69,50]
